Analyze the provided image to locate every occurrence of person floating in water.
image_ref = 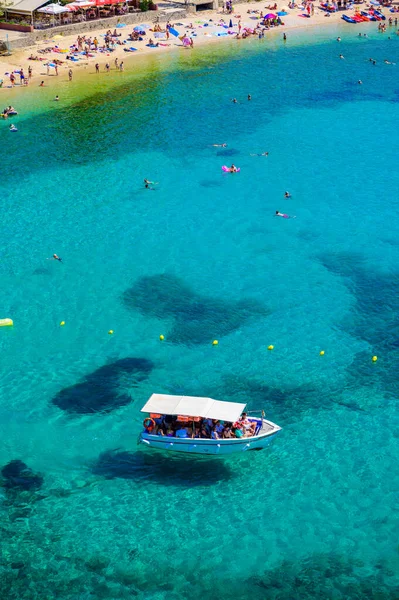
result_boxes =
[229,164,238,172]
[284,191,291,198]
[9,124,17,131]
[358,80,363,84]
[212,143,227,147]
[337,37,341,42]
[250,152,269,156]
[48,253,62,262]
[275,210,295,219]
[232,98,238,103]
[339,54,345,59]
[247,94,252,100]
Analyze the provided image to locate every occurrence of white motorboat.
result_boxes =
[138,394,281,456]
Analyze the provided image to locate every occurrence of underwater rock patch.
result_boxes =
[1,460,43,491]
[52,357,154,414]
[122,274,268,345]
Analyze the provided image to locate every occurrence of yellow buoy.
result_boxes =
[267,345,274,351]
[108,330,114,335]
[159,334,165,341]
[212,340,218,346]
[320,350,325,356]
[372,355,378,362]
[0,318,13,327]
[60,321,65,326]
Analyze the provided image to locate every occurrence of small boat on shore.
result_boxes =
[138,394,281,456]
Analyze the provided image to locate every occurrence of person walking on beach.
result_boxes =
[68,69,73,81]
[95,63,100,74]
[19,68,25,85]
[9,73,15,87]
[46,63,50,76]
[115,58,119,69]
[55,64,59,76]
[120,61,124,72]
[28,65,32,79]
[105,63,110,72]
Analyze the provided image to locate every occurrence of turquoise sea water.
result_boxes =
[1,22,399,598]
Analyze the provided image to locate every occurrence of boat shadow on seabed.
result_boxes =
[90,448,234,487]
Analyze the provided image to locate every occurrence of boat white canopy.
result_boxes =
[141,394,246,423]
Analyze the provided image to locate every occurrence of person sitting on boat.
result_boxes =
[232,423,244,438]
[239,413,256,436]
[223,424,233,438]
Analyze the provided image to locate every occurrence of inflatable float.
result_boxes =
[222,165,240,172]
[0,318,13,327]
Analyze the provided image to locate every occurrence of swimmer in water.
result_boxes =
[275,210,295,219]
[9,124,17,131]
[358,80,363,84]
[232,98,238,103]
[48,253,62,262]
[230,164,238,172]
[54,95,59,101]
[250,152,269,156]
[337,37,341,41]
[248,94,252,100]
[284,191,291,198]
[339,54,345,59]
[211,143,227,147]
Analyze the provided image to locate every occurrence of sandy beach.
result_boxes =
[0,2,378,90]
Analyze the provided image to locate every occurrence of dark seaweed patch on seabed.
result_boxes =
[122,274,269,345]
[52,357,153,414]
[1,460,43,491]
[318,251,399,395]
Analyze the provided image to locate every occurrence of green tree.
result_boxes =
[0,0,14,18]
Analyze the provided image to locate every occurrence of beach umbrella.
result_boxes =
[66,0,94,10]
[265,12,276,18]
[37,3,69,13]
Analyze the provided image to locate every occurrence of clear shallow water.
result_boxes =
[1,23,399,599]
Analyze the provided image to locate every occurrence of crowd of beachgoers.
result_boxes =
[144,413,258,439]
[1,0,399,90]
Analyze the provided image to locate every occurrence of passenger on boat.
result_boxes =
[239,413,257,436]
